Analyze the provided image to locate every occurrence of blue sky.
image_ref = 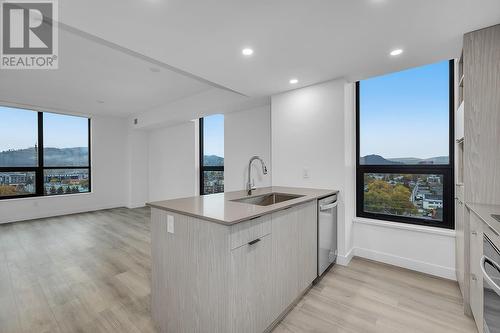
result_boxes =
[203,114,224,157]
[0,106,88,152]
[360,60,449,159]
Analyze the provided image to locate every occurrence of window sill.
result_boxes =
[353,216,456,237]
[0,191,93,203]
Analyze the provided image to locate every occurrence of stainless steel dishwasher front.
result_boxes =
[317,194,338,277]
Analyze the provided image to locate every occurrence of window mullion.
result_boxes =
[36,112,44,196]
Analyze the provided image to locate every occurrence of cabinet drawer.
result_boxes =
[230,233,273,332]
[230,215,271,250]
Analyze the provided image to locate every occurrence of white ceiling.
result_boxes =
[57,0,500,96]
[1,0,499,119]
[0,28,216,117]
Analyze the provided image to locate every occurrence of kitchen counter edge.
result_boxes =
[466,202,500,236]
[147,187,338,226]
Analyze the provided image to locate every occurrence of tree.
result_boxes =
[56,187,64,194]
[50,186,57,194]
[364,180,417,216]
[80,179,89,190]
[391,184,417,215]
[0,185,17,196]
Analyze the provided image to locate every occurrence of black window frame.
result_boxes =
[199,117,224,195]
[356,60,455,229]
[0,107,91,200]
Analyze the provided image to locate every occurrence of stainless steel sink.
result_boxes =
[231,192,304,206]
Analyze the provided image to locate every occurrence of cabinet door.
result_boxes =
[271,201,318,319]
[469,212,483,332]
[271,207,299,318]
[230,234,272,333]
[297,201,318,291]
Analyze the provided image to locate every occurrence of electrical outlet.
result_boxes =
[303,168,310,179]
[167,215,174,234]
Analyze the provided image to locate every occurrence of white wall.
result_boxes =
[132,87,269,130]
[146,105,272,199]
[0,115,129,224]
[343,83,356,262]
[352,218,456,279]
[224,106,272,192]
[271,79,353,263]
[127,128,149,208]
[143,104,272,203]
[148,121,198,202]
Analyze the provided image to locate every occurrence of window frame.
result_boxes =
[0,108,91,200]
[355,60,455,229]
[199,117,224,195]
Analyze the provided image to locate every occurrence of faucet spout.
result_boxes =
[247,156,268,195]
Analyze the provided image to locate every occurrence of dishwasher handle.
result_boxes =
[481,255,500,296]
[319,201,338,211]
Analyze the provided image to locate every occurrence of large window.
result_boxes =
[199,114,224,195]
[356,60,454,228]
[0,106,90,199]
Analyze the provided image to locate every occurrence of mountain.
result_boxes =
[0,147,37,166]
[203,155,224,166]
[0,147,89,167]
[360,154,402,165]
[387,156,449,165]
[361,154,449,165]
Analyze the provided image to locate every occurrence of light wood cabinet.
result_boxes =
[459,23,500,321]
[454,52,468,313]
[455,197,465,294]
[271,207,300,317]
[469,211,483,332]
[151,199,318,333]
[464,24,500,204]
[270,201,317,319]
[297,202,318,291]
[230,234,273,333]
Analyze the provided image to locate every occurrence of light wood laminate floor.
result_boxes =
[0,207,476,333]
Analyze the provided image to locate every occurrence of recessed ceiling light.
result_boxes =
[390,49,403,56]
[242,48,254,56]
[289,78,299,84]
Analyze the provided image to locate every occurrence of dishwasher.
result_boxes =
[317,194,338,278]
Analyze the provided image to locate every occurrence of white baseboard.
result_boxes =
[352,247,456,280]
[126,203,147,209]
[336,248,354,266]
[0,203,125,224]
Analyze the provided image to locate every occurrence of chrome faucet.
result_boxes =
[247,156,268,195]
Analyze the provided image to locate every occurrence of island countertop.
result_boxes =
[466,202,500,236]
[146,186,338,225]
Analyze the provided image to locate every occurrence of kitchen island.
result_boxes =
[147,186,337,333]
